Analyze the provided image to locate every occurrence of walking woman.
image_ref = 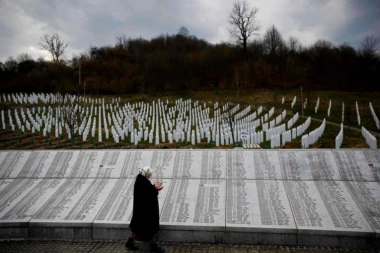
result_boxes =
[126,166,165,252]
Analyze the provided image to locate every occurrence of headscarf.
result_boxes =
[138,166,153,177]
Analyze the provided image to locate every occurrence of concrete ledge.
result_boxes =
[29,221,92,228]
[93,227,130,240]
[0,221,29,228]
[92,222,130,239]
[0,228,27,239]
[226,226,296,234]
[160,224,225,231]
[298,233,376,249]
[92,222,129,229]
[28,227,92,239]
[226,231,297,245]
[297,228,375,237]
[0,221,28,239]
[158,230,225,243]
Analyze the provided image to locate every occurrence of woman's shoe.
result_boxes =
[125,238,139,250]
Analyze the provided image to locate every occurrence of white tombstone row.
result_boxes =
[281,129,292,146]
[361,126,377,149]
[296,117,311,137]
[291,96,297,108]
[356,101,361,126]
[315,97,320,113]
[327,100,332,117]
[281,97,284,104]
[335,123,344,149]
[4,93,369,148]
[268,107,275,119]
[266,124,286,141]
[270,134,281,148]
[287,112,299,129]
[369,102,379,130]
[306,118,326,147]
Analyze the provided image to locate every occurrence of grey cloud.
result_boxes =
[0,0,379,61]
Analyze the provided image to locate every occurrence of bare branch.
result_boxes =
[228,1,259,54]
[360,35,379,60]
[57,93,86,147]
[288,36,301,55]
[115,34,129,50]
[222,109,236,146]
[263,25,284,55]
[39,34,68,64]
[178,26,190,37]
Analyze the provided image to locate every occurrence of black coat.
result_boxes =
[129,174,159,237]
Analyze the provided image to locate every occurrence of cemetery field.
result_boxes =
[0,89,379,150]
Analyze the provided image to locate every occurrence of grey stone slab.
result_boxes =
[344,181,380,237]
[0,179,66,223]
[227,151,282,180]
[0,179,30,238]
[284,181,374,236]
[0,178,66,239]
[70,151,125,178]
[0,179,48,223]
[279,150,341,180]
[0,151,32,178]
[93,178,171,228]
[226,180,296,232]
[121,150,175,180]
[160,179,225,231]
[29,179,118,229]
[0,178,13,191]
[17,151,80,178]
[93,178,171,239]
[225,179,297,245]
[172,150,226,179]
[334,150,380,181]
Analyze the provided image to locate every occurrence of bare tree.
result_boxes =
[228,1,259,54]
[115,34,129,50]
[39,34,68,64]
[56,93,86,147]
[360,35,379,60]
[17,53,33,63]
[263,25,284,56]
[286,36,302,83]
[4,57,18,72]
[288,36,301,55]
[178,26,190,37]
[222,110,236,146]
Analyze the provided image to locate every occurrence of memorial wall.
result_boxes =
[0,149,379,247]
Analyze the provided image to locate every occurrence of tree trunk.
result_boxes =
[243,39,247,55]
[71,127,75,149]
[230,121,235,147]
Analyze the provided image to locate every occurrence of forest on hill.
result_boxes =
[1,1,379,95]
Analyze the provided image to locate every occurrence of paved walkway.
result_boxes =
[0,240,376,253]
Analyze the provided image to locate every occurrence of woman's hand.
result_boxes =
[154,181,163,191]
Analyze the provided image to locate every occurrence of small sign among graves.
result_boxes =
[240,131,248,140]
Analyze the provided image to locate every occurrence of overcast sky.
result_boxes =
[0,0,379,62]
